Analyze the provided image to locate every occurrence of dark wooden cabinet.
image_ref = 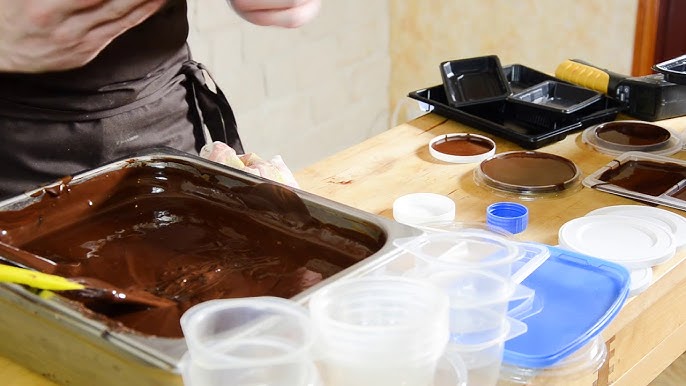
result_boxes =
[633,0,686,76]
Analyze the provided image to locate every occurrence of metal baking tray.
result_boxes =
[410,65,625,149]
[0,148,420,386]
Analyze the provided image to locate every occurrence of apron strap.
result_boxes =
[181,60,244,154]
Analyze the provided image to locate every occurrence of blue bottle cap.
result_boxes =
[486,202,529,234]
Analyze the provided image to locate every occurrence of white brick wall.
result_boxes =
[187,0,391,171]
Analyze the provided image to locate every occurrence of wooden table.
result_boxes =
[2,112,686,385]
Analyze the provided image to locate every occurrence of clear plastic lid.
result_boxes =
[582,151,686,212]
[582,120,683,156]
[475,151,582,200]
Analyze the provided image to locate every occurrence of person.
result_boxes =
[0,0,321,198]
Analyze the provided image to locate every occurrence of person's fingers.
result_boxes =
[230,0,308,12]
[236,0,320,28]
[64,0,165,64]
[70,0,164,32]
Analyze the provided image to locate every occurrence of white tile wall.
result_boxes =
[187,0,391,171]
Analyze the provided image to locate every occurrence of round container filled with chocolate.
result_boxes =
[582,120,683,156]
[475,151,582,199]
[429,133,496,163]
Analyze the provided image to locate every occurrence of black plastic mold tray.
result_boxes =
[409,64,625,150]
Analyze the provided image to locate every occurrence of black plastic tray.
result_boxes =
[409,66,625,149]
[652,54,686,85]
[502,64,562,93]
[508,80,603,114]
[440,55,512,107]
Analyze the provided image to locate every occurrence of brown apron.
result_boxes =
[0,57,242,199]
[0,0,243,199]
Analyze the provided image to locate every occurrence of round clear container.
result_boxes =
[309,276,450,386]
[582,120,684,156]
[474,151,582,200]
[499,335,608,385]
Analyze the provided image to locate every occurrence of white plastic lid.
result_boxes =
[629,267,652,297]
[558,215,676,270]
[585,205,686,251]
[392,193,456,226]
[429,133,496,163]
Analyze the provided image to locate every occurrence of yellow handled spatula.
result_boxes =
[0,264,85,291]
[0,264,174,308]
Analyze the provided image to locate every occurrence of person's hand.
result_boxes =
[229,0,321,28]
[0,0,165,73]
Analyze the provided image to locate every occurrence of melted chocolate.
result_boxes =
[0,161,384,338]
[594,121,671,147]
[598,159,686,197]
[479,151,579,192]
[670,186,686,201]
[431,134,494,156]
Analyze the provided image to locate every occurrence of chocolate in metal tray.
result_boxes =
[0,148,420,386]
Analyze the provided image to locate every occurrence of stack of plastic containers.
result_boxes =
[497,245,630,385]
[179,297,320,386]
[395,229,550,386]
[308,276,459,386]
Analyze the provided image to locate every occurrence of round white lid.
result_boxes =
[585,205,686,250]
[558,215,676,270]
[629,267,652,297]
[392,193,456,226]
[429,133,496,164]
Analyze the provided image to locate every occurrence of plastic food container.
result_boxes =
[499,335,607,385]
[503,64,565,93]
[440,55,512,107]
[501,245,629,380]
[180,297,318,386]
[309,276,451,386]
[474,151,583,200]
[653,54,686,85]
[582,151,686,211]
[581,120,683,156]
[429,133,496,163]
[508,80,602,114]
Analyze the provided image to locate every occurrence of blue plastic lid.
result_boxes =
[502,245,630,369]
